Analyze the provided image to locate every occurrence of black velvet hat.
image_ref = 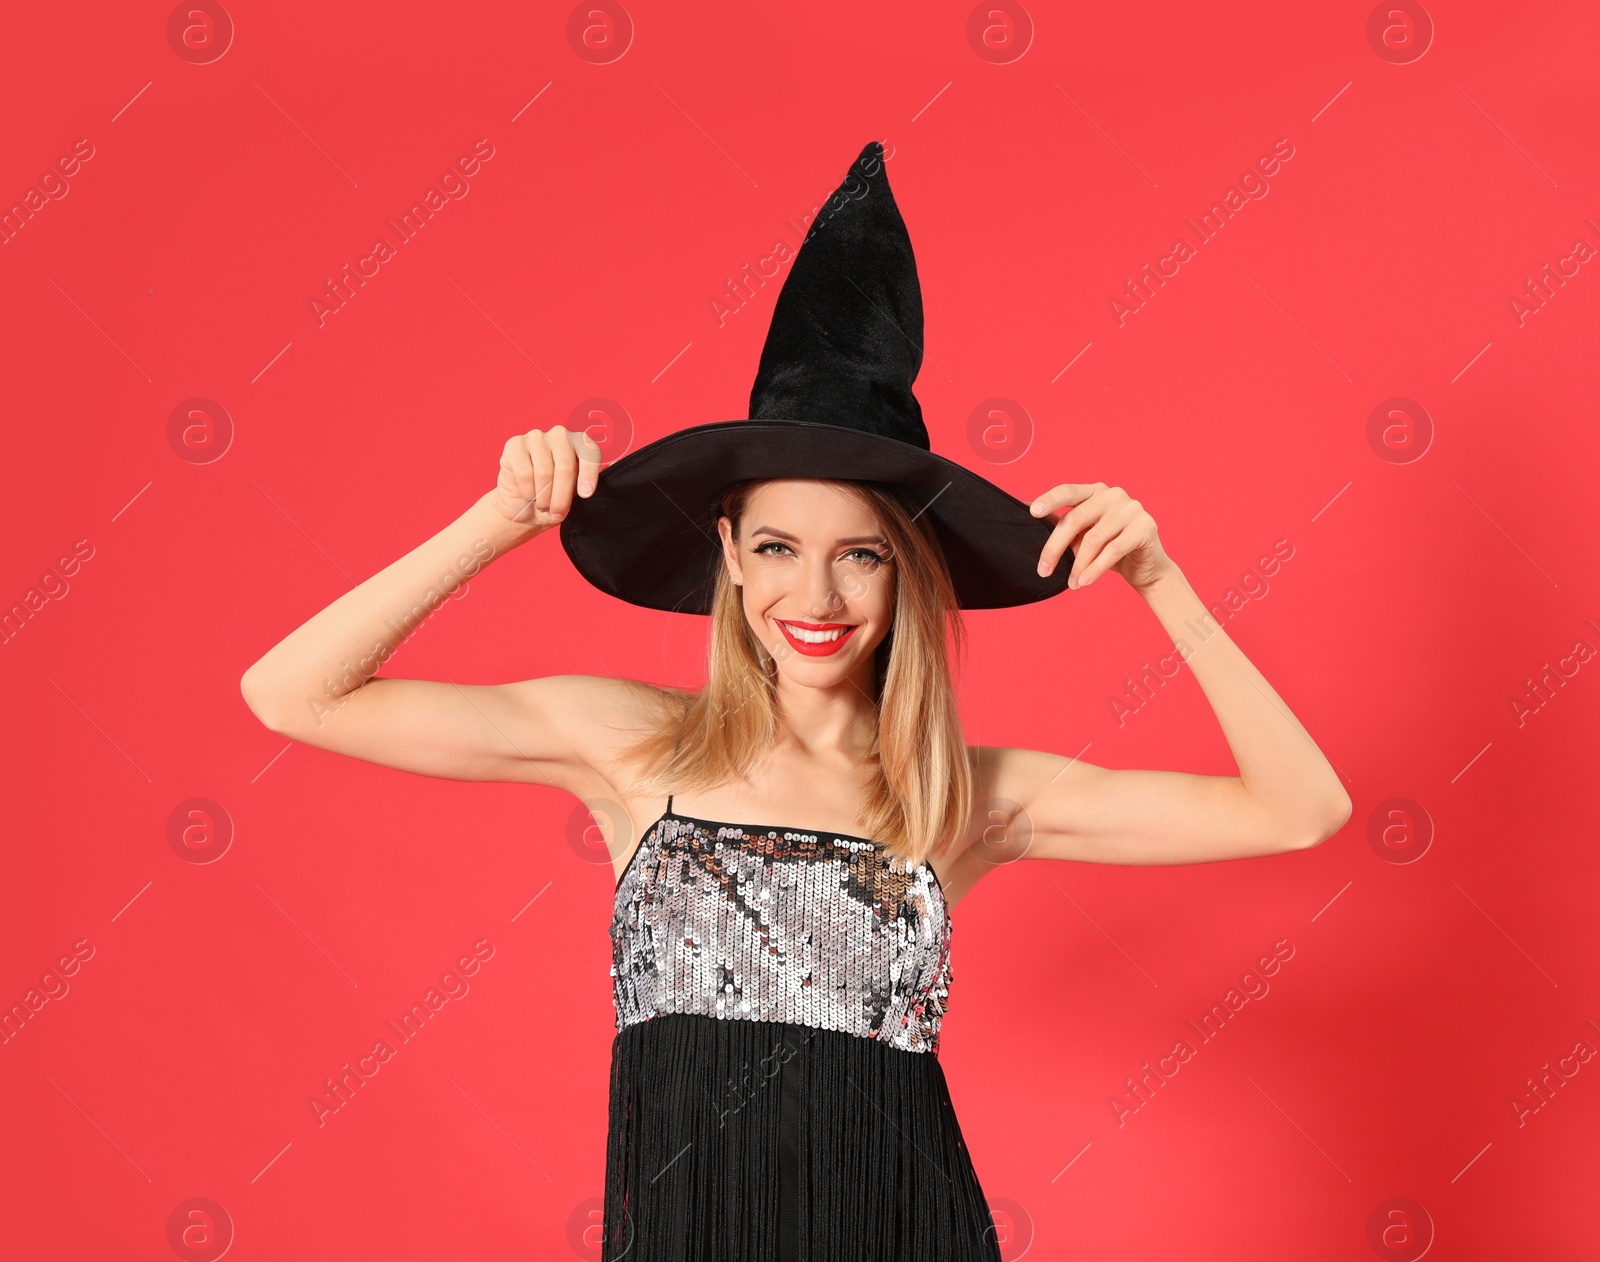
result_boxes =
[559,140,1072,615]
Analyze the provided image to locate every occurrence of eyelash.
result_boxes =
[752,541,888,565]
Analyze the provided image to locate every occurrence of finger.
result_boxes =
[572,429,604,497]
[1075,504,1153,587]
[546,425,578,519]
[1067,499,1140,587]
[1037,491,1111,576]
[527,430,554,512]
[502,435,536,508]
[1029,482,1103,521]
[1073,533,1133,587]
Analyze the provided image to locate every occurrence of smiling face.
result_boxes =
[716,480,896,693]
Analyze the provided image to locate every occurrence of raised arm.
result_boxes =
[238,426,648,793]
[963,483,1350,877]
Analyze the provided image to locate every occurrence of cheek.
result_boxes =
[741,560,785,589]
[740,584,781,634]
[839,589,894,647]
[826,560,876,596]
[744,576,785,614]
[855,572,896,620]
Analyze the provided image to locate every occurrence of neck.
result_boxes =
[770,655,880,760]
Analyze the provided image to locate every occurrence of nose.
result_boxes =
[801,554,841,620]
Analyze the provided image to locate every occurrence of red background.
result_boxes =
[3,1,1597,1258]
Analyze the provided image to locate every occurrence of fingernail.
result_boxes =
[1038,561,1050,576]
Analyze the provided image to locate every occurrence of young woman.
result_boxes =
[241,143,1350,1260]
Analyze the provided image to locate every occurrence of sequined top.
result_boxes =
[609,801,954,1054]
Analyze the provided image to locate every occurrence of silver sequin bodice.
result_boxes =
[610,810,954,1054]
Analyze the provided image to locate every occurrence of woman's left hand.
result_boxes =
[1030,483,1174,591]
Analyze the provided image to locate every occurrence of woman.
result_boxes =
[241,142,1350,1260]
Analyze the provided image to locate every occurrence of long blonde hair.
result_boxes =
[621,478,972,867]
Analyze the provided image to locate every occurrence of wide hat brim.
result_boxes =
[558,419,1072,614]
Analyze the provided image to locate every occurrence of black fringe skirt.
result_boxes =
[603,1013,1002,1261]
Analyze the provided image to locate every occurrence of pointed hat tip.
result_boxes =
[851,139,892,189]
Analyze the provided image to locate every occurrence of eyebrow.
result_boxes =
[749,526,888,547]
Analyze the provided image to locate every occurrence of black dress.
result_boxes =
[605,799,1002,1261]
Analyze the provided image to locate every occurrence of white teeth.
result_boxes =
[781,623,846,644]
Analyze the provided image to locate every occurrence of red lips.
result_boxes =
[775,620,858,657]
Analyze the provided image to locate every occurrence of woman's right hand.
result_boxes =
[494,425,605,529]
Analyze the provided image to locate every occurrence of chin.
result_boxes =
[774,657,859,685]
[767,638,884,689]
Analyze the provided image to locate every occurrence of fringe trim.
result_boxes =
[604,1013,1000,1261]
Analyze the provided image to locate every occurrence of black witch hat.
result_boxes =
[559,140,1072,614]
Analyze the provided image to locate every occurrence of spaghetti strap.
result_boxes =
[666,793,673,813]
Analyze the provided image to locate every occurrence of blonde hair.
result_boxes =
[621,479,971,867]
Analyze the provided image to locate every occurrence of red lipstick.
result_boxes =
[775,619,858,657]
